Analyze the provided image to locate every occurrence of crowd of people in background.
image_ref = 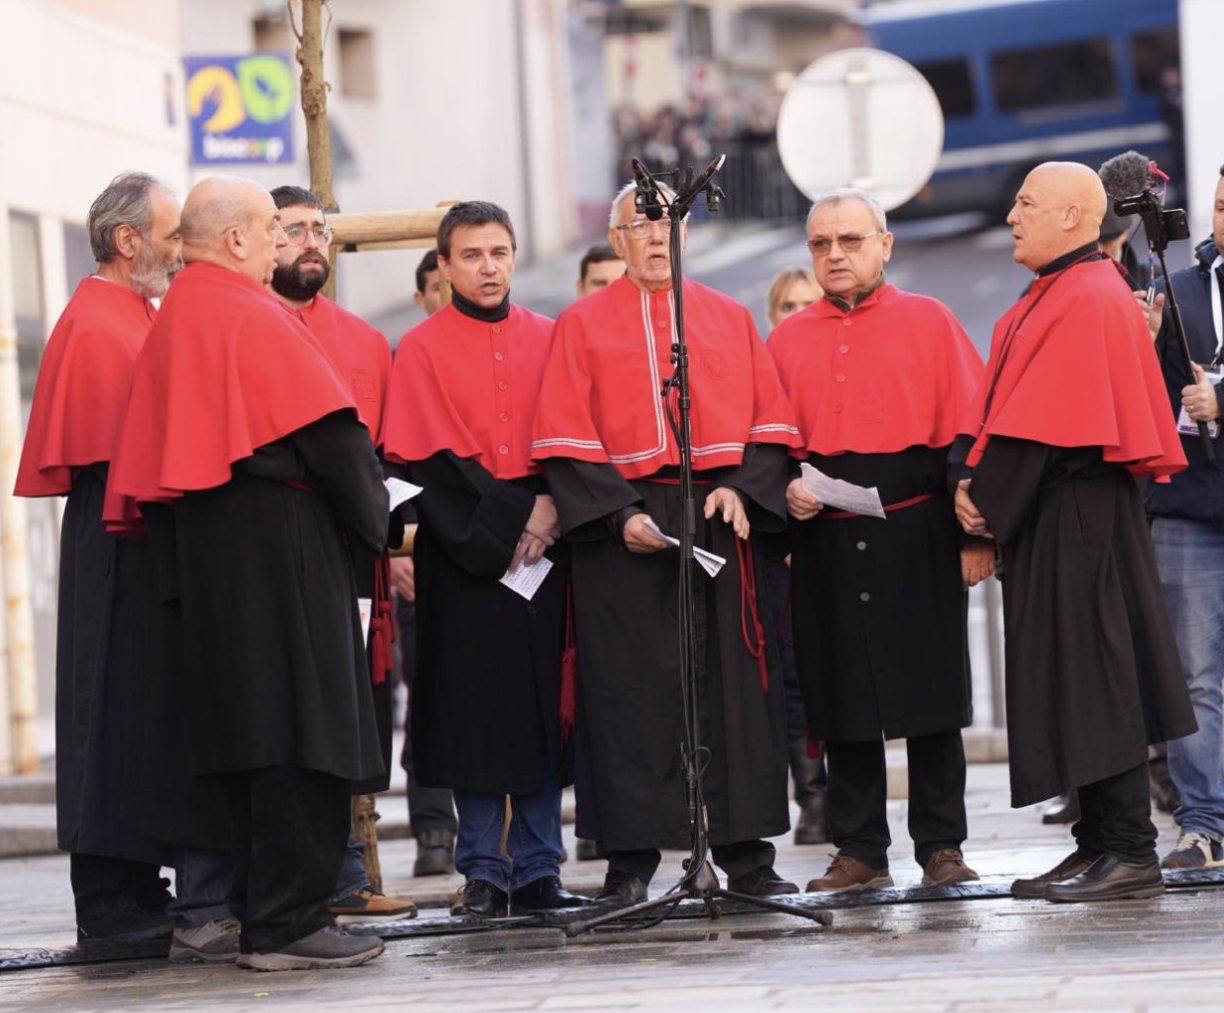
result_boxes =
[12,151,1224,974]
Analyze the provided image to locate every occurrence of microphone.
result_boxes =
[1098,150,1153,202]
[631,157,665,221]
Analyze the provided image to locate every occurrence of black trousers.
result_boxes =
[826,729,968,868]
[224,765,350,953]
[607,839,777,886]
[1072,761,1157,862]
[69,852,171,927]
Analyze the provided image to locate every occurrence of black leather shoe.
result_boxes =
[1011,849,1100,899]
[1041,792,1080,825]
[414,829,456,877]
[595,870,648,907]
[450,879,508,918]
[726,866,800,897]
[512,875,594,912]
[1045,855,1164,903]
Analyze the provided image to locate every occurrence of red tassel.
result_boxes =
[806,738,822,761]
[559,584,577,744]
[736,537,769,693]
[370,556,396,686]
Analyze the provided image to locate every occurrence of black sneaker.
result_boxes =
[726,866,800,897]
[247,927,384,972]
[1160,831,1224,870]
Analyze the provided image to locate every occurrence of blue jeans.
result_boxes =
[168,847,233,929]
[1152,518,1224,841]
[331,822,371,902]
[453,763,563,893]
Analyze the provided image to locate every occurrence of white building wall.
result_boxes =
[1179,0,1223,242]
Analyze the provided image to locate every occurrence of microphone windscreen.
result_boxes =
[1098,151,1152,200]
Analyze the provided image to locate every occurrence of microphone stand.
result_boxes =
[564,158,831,937]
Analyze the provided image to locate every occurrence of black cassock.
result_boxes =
[545,445,791,852]
[405,451,569,796]
[171,411,387,783]
[961,435,1196,807]
[56,465,169,864]
[790,444,971,742]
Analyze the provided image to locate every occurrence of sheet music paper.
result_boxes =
[384,477,424,512]
[800,462,886,520]
[499,556,554,600]
[643,521,727,578]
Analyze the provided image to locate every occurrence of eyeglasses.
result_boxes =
[806,231,883,257]
[283,224,334,246]
[613,216,681,239]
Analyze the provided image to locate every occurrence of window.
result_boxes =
[991,38,1117,113]
[63,222,93,296]
[1131,28,1179,94]
[338,28,376,100]
[915,59,976,119]
[253,15,292,53]
[9,211,45,405]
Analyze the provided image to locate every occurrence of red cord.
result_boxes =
[736,538,769,692]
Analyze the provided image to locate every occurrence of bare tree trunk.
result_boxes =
[291,0,338,299]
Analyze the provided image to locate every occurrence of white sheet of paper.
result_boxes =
[385,477,424,512]
[800,462,886,520]
[357,597,373,648]
[1177,370,1222,438]
[643,521,727,578]
[499,556,554,600]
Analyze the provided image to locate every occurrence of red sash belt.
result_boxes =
[818,491,939,521]
[275,477,318,496]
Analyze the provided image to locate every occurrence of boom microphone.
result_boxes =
[1098,150,1154,202]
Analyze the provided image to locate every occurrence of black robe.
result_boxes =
[56,465,169,864]
[790,444,971,742]
[405,451,569,796]
[171,411,388,783]
[121,504,232,850]
[545,445,791,851]
[960,435,1196,807]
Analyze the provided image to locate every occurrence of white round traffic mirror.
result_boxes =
[777,47,945,212]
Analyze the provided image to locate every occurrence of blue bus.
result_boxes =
[861,0,1180,218]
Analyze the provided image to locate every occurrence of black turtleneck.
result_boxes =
[452,289,511,323]
[1035,242,1102,278]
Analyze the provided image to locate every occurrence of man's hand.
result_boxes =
[704,487,749,539]
[389,556,415,602]
[961,542,996,589]
[1134,290,1164,340]
[955,479,993,538]
[622,512,671,554]
[786,478,823,522]
[526,494,560,545]
[1182,363,1221,423]
[509,532,550,573]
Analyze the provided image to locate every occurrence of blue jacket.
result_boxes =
[1146,237,1224,525]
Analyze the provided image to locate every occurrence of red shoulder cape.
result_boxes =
[960,258,1185,479]
[532,276,801,479]
[294,294,391,439]
[381,303,554,479]
[104,262,359,529]
[768,285,984,455]
[14,277,155,497]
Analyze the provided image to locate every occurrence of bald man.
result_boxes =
[951,163,1195,903]
[106,176,389,969]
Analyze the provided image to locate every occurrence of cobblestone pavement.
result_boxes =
[1,763,1221,1012]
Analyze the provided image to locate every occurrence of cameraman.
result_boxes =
[1146,163,1224,870]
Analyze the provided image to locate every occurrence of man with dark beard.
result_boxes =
[267,185,417,925]
[16,172,182,946]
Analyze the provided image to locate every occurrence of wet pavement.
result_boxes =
[1,763,1222,1012]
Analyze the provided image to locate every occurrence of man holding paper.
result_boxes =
[769,188,987,892]
[381,201,588,919]
[532,181,804,904]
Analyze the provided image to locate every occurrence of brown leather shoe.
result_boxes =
[805,854,893,892]
[921,848,980,886]
[1011,849,1100,899]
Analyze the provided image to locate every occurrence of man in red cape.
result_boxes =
[532,182,803,904]
[14,172,181,946]
[381,201,588,919]
[954,162,1196,902]
[267,184,417,927]
[106,176,388,970]
[770,188,987,894]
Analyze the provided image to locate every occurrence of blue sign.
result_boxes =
[185,54,295,165]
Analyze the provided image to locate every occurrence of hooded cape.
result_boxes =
[15,277,155,497]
